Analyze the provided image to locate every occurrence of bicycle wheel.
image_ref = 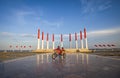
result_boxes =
[52,53,57,59]
[63,53,66,58]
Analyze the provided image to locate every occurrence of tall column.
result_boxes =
[80,31,83,49]
[42,32,44,49]
[75,32,78,49]
[69,33,72,48]
[46,33,49,49]
[52,34,55,49]
[37,29,40,49]
[84,28,88,49]
[60,34,63,47]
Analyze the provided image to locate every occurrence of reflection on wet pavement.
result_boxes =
[0,53,120,78]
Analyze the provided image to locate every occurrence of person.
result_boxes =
[52,46,66,59]
[61,47,66,58]
[54,46,62,55]
[52,46,62,59]
[61,47,65,53]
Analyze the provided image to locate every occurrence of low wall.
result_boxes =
[32,49,54,53]
[33,49,92,53]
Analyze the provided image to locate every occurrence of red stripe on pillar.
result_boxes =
[29,45,32,48]
[10,45,12,48]
[46,33,49,41]
[75,33,77,41]
[80,31,82,40]
[52,34,54,42]
[16,46,18,48]
[84,28,86,39]
[69,33,71,41]
[24,46,26,48]
[42,32,44,40]
[38,29,40,39]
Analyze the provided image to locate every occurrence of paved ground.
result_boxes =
[0,53,120,78]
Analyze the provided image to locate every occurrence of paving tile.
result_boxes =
[0,53,120,78]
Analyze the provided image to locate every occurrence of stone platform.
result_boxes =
[33,49,92,53]
[0,53,120,78]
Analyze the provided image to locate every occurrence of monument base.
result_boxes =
[79,49,92,52]
[32,49,54,53]
[32,49,92,53]
[65,49,92,53]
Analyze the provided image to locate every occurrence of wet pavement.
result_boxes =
[0,53,120,78]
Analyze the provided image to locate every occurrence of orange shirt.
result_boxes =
[55,48,62,54]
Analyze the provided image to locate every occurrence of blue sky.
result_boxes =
[0,0,120,50]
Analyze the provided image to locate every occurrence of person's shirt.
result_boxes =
[54,48,62,54]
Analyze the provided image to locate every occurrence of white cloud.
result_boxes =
[14,10,36,25]
[41,20,63,28]
[98,0,112,11]
[20,34,36,38]
[80,0,112,14]
[0,32,16,37]
[88,27,120,37]
[16,10,35,16]
[9,7,43,26]
[0,32,36,38]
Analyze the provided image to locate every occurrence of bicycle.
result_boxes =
[52,52,66,59]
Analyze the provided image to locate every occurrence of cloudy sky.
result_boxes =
[0,0,120,50]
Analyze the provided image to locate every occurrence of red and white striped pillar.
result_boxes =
[69,33,72,48]
[60,34,63,47]
[75,32,78,49]
[52,34,55,49]
[24,46,26,50]
[37,29,40,49]
[16,45,18,50]
[84,28,88,49]
[80,31,83,49]
[46,33,49,49]
[29,45,32,52]
[42,32,44,49]
[10,45,12,52]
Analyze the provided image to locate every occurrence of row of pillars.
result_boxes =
[37,28,88,50]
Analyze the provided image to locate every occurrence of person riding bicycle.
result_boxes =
[54,46,62,55]
[52,46,66,59]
